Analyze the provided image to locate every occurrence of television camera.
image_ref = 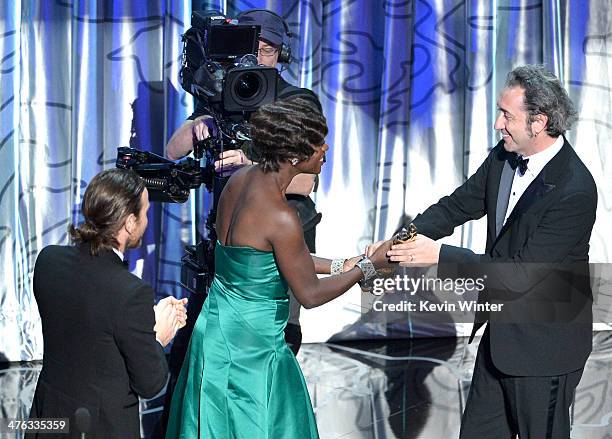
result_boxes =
[117,10,284,294]
[181,10,278,114]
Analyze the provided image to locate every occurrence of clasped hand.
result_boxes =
[153,296,188,347]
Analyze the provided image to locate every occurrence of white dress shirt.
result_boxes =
[503,135,564,224]
[112,247,124,261]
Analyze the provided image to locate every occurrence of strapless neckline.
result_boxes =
[216,239,273,254]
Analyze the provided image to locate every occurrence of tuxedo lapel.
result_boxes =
[494,139,572,242]
[486,144,512,241]
[498,175,555,235]
[496,161,514,236]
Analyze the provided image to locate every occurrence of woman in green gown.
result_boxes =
[166,98,393,438]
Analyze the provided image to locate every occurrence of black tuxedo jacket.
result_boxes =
[28,244,168,439]
[413,138,597,376]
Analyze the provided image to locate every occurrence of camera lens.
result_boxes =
[234,72,261,100]
[223,66,275,112]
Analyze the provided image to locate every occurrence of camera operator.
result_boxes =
[166,9,321,356]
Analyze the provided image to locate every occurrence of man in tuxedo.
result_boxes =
[379,65,597,437]
[29,169,187,438]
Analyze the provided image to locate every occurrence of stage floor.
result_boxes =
[2,332,611,438]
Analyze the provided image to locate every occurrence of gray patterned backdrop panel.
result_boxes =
[1,0,611,362]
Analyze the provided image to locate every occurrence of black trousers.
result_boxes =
[284,322,303,355]
[460,328,583,439]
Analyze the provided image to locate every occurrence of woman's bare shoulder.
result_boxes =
[266,196,302,235]
[224,165,252,190]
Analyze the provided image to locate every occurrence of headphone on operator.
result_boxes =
[236,9,293,64]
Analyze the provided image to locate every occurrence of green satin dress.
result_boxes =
[166,242,319,439]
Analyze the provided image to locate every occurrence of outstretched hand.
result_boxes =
[365,240,385,258]
[387,235,441,266]
[343,255,363,272]
[369,239,395,271]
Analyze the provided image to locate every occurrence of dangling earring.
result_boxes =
[290,158,299,166]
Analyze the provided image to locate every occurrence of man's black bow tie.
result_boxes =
[509,154,529,176]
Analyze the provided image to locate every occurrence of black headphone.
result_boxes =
[236,9,292,64]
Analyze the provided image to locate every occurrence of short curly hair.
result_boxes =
[249,97,328,172]
[506,64,577,137]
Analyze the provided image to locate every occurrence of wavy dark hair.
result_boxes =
[506,64,577,137]
[249,97,328,172]
[69,169,145,255]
